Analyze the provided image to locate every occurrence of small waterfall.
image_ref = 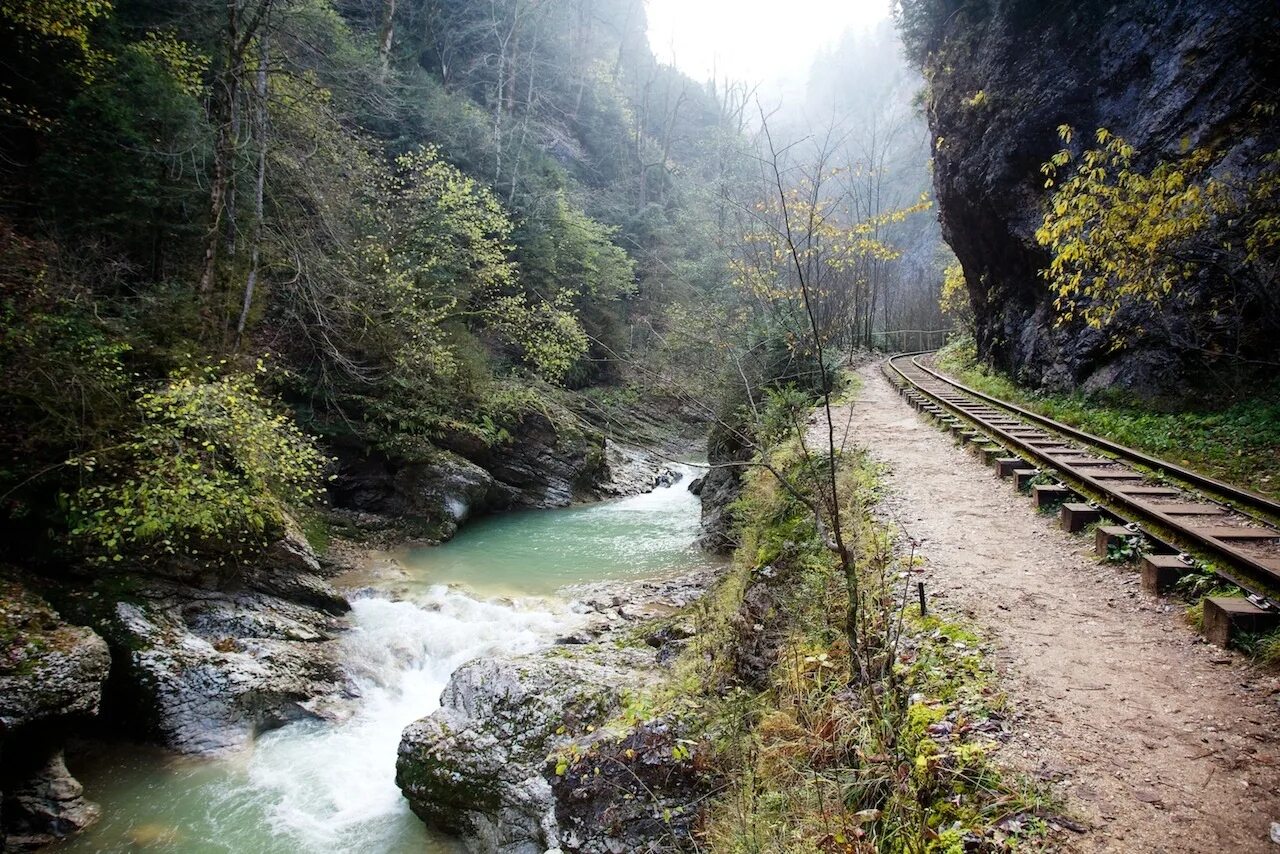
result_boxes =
[245,589,582,851]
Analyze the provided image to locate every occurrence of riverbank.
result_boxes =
[393,391,1062,852]
[36,462,722,853]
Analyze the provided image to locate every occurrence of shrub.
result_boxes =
[1036,126,1280,339]
[69,364,326,564]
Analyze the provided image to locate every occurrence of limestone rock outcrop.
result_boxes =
[921,0,1280,393]
[59,524,351,756]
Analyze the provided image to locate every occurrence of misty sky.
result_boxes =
[646,0,892,85]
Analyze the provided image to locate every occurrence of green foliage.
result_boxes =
[0,229,134,541]
[938,260,971,327]
[893,0,966,66]
[40,42,210,262]
[0,0,110,53]
[487,291,590,381]
[385,145,518,301]
[1253,630,1280,666]
[701,436,1052,852]
[1105,534,1145,564]
[0,0,111,112]
[0,0,748,566]
[126,30,210,98]
[0,304,131,457]
[68,366,326,563]
[513,192,636,384]
[757,386,820,448]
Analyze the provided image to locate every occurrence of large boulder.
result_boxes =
[329,448,502,540]
[394,453,497,529]
[59,526,351,755]
[0,581,110,731]
[396,568,722,853]
[480,412,605,509]
[396,654,635,852]
[329,419,655,537]
[0,575,111,850]
[83,579,348,754]
[597,440,679,498]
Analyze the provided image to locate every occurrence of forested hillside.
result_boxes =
[800,20,949,345]
[0,2,969,849]
[0,0,755,566]
[10,2,1279,852]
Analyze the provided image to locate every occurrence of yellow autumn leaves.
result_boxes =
[1036,124,1280,333]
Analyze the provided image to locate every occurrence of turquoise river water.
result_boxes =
[52,464,713,853]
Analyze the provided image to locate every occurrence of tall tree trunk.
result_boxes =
[508,14,540,206]
[197,1,242,333]
[197,0,271,337]
[236,26,269,349]
[377,0,396,81]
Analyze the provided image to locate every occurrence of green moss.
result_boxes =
[299,512,332,555]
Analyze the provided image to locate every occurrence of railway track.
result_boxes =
[883,352,1280,644]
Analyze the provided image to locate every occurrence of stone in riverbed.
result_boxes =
[330,447,502,540]
[2,751,101,850]
[396,654,639,852]
[396,645,718,854]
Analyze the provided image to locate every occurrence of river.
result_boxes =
[52,464,712,853]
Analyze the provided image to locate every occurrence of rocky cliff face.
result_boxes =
[693,422,749,553]
[0,576,111,851]
[330,411,676,542]
[923,0,1280,393]
[56,522,352,756]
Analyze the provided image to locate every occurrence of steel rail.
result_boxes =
[884,353,1280,599]
[904,355,1280,519]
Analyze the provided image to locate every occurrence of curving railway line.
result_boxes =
[883,352,1280,645]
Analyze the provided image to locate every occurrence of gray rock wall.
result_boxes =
[330,414,676,542]
[57,523,351,756]
[922,0,1280,393]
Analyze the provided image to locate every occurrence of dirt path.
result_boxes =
[833,362,1280,852]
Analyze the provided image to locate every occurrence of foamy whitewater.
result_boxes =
[246,589,581,851]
